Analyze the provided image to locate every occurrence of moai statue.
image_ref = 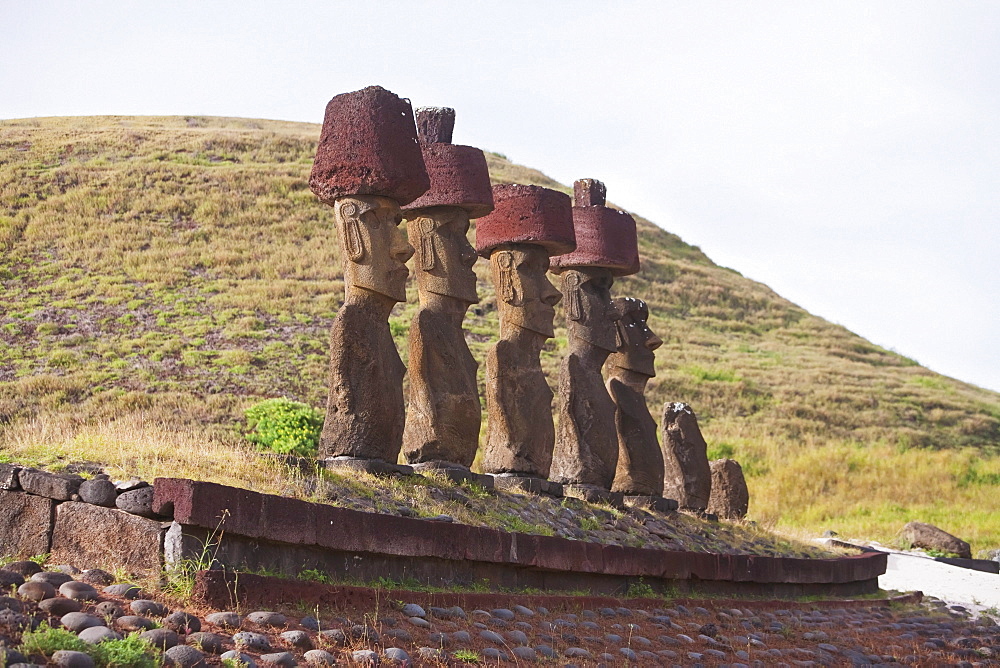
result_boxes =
[661,402,712,511]
[549,179,639,503]
[476,184,575,495]
[606,298,676,511]
[308,86,430,474]
[400,107,494,481]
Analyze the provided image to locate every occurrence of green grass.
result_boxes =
[1,115,999,553]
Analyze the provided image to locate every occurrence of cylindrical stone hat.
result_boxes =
[403,107,494,219]
[550,179,639,276]
[475,184,575,258]
[309,85,430,207]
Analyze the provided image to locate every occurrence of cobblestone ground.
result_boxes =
[1,563,998,666]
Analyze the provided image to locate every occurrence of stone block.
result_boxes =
[322,457,414,477]
[562,485,624,508]
[902,521,972,559]
[707,459,749,520]
[0,463,21,490]
[475,184,575,257]
[624,496,678,513]
[490,475,562,497]
[309,85,429,207]
[50,502,166,575]
[410,464,495,490]
[0,490,54,558]
[153,478,264,538]
[18,468,83,501]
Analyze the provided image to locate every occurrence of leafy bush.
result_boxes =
[90,634,159,668]
[18,623,88,658]
[244,398,323,457]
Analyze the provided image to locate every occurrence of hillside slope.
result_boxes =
[2,116,998,550]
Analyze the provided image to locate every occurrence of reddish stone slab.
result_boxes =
[0,490,54,558]
[550,180,639,275]
[404,142,494,218]
[50,502,164,575]
[153,478,264,539]
[475,184,575,257]
[309,85,430,206]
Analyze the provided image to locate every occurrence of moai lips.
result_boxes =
[478,184,574,482]
[550,179,640,275]
[311,86,428,470]
[310,85,430,207]
[401,107,492,470]
[549,180,639,494]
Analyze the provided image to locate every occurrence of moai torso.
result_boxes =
[321,298,407,460]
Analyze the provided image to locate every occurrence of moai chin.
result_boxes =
[475,184,575,488]
[606,297,667,498]
[308,86,430,471]
[401,107,494,473]
[549,180,640,496]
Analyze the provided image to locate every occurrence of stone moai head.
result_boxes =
[550,179,640,351]
[309,85,430,304]
[402,107,495,306]
[475,184,576,339]
[608,297,663,378]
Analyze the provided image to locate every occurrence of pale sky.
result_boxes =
[3,0,998,392]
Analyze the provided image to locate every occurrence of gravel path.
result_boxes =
[3,559,1000,666]
[880,551,1000,617]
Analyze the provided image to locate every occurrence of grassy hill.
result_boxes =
[2,116,998,553]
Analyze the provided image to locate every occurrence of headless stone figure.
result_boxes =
[319,196,415,462]
[481,244,563,477]
[549,267,621,490]
[607,297,665,496]
[402,207,482,467]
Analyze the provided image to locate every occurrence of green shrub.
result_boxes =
[90,634,159,668]
[244,397,323,457]
[18,623,88,658]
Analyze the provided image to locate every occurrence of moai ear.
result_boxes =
[615,317,628,349]
[564,272,583,321]
[417,217,438,271]
[339,200,366,262]
[496,250,520,306]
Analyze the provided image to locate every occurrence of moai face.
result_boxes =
[406,206,479,304]
[336,195,415,303]
[610,298,662,377]
[491,244,562,338]
[562,268,621,353]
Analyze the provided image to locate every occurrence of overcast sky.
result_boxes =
[3,1,998,392]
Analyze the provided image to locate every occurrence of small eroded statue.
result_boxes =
[475,185,575,481]
[308,86,429,468]
[549,179,640,493]
[606,297,665,496]
[401,107,494,470]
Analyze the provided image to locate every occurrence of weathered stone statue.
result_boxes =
[401,107,494,476]
[662,402,712,511]
[476,184,575,494]
[707,458,749,519]
[309,86,430,472]
[606,297,668,502]
[548,180,639,500]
